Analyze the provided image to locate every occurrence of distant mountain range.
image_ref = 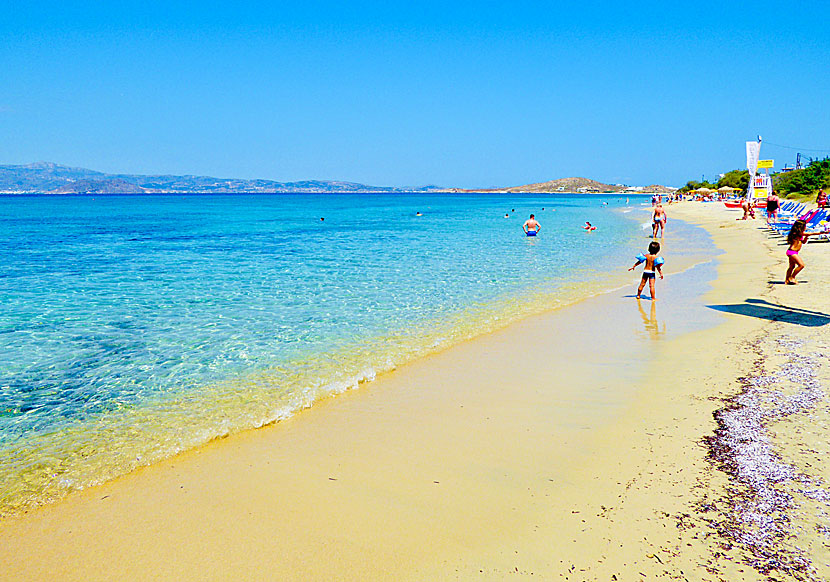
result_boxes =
[0,162,446,194]
[0,162,675,195]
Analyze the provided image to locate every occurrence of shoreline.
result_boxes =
[2,203,826,580]
[0,199,703,518]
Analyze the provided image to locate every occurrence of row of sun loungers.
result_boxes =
[762,201,830,242]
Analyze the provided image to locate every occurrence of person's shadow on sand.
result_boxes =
[707,298,830,327]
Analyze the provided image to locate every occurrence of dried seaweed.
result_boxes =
[703,337,829,581]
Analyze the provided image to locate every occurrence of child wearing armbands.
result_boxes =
[628,241,664,300]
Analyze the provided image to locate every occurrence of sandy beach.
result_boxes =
[2,202,829,581]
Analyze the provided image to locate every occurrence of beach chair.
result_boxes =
[772,201,795,217]
[777,202,806,218]
[770,209,818,236]
[769,206,814,234]
[760,199,787,222]
[808,211,830,243]
[765,201,803,221]
[774,209,828,238]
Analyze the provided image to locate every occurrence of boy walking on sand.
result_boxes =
[629,241,664,300]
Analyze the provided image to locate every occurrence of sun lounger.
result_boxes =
[768,205,812,230]
[764,201,805,223]
[772,209,827,237]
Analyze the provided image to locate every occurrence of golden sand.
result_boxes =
[2,202,828,580]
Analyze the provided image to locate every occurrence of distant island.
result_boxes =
[455,177,676,194]
[0,162,676,195]
[0,162,445,194]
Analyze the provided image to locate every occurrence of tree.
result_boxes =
[717,170,749,194]
[678,179,717,193]
[774,158,830,198]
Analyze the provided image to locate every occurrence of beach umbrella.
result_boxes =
[718,186,736,193]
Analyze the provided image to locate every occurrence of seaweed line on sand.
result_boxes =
[702,335,829,581]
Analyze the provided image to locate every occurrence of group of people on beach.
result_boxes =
[518,205,667,301]
[737,188,826,285]
[738,188,828,285]
[629,197,670,300]
[518,187,826,303]
[518,200,668,300]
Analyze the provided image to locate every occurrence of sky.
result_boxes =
[2,1,829,188]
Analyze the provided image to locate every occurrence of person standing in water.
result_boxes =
[652,204,667,238]
[629,241,665,300]
[523,214,541,236]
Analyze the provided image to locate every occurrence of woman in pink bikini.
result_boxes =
[785,219,826,284]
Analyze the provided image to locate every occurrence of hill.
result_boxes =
[0,162,446,194]
[455,177,624,193]
[641,184,677,194]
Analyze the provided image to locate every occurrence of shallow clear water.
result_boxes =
[0,193,709,512]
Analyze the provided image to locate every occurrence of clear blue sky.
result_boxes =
[3,1,829,188]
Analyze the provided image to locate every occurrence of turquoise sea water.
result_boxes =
[0,193,711,513]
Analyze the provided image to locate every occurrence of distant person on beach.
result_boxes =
[523,214,541,236]
[740,198,755,221]
[785,219,827,284]
[629,241,664,300]
[651,194,658,206]
[817,190,828,208]
[652,204,666,238]
[766,191,780,224]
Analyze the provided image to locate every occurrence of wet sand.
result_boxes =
[2,202,827,580]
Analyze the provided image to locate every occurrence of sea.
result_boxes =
[0,192,715,514]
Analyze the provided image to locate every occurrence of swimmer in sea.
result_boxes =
[416,212,422,216]
[584,221,596,231]
[523,214,541,236]
[629,241,664,300]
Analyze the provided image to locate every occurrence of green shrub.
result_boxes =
[717,170,749,194]
[678,179,717,193]
[774,158,830,199]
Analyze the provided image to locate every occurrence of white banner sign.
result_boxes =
[746,140,761,176]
